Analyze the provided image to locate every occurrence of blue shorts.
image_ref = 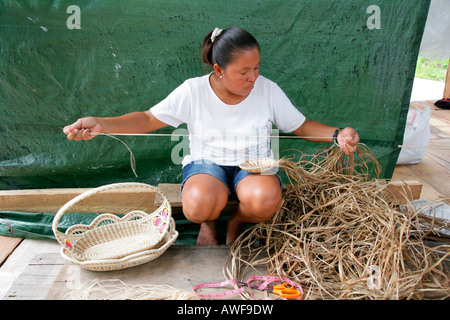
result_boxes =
[181,160,283,198]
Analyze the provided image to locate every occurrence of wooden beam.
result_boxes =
[0,188,156,214]
[155,181,422,208]
[0,188,90,213]
[0,180,422,215]
[385,180,423,205]
[154,183,182,207]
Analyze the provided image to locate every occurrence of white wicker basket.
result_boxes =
[239,158,279,173]
[59,219,178,271]
[52,182,177,271]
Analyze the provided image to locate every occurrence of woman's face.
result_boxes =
[214,46,260,98]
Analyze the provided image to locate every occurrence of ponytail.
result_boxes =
[201,29,215,66]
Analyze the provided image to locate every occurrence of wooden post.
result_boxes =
[444,60,450,98]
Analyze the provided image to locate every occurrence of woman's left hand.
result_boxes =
[337,127,360,154]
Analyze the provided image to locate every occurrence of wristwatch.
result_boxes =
[332,128,344,146]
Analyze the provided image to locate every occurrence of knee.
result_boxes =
[182,186,226,224]
[241,187,282,221]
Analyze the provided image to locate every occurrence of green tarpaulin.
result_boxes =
[0,0,430,241]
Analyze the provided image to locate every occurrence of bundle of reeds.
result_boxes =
[225,144,449,300]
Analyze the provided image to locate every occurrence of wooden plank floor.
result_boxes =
[391,100,450,202]
[0,100,449,300]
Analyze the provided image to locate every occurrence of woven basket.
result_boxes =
[239,158,280,173]
[59,219,178,271]
[52,182,177,271]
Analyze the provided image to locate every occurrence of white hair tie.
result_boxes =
[211,27,223,43]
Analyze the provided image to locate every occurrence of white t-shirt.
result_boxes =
[150,74,306,167]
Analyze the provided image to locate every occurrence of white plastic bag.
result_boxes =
[397,102,431,165]
[401,200,450,236]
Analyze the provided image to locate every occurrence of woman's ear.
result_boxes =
[213,63,223,78]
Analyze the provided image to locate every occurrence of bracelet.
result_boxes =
[332,128,344,146]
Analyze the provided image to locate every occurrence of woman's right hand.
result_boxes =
[63,117,103,141]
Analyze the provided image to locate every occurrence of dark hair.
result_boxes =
[202,27,260,68]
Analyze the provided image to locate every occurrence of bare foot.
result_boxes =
[197,221,219,245]
[226,215,242,246]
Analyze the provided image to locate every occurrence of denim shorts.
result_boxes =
[181,160,283,198]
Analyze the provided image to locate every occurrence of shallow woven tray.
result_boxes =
[60,218,178,271]
[52,182,175,270]
[239,158,280,173]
